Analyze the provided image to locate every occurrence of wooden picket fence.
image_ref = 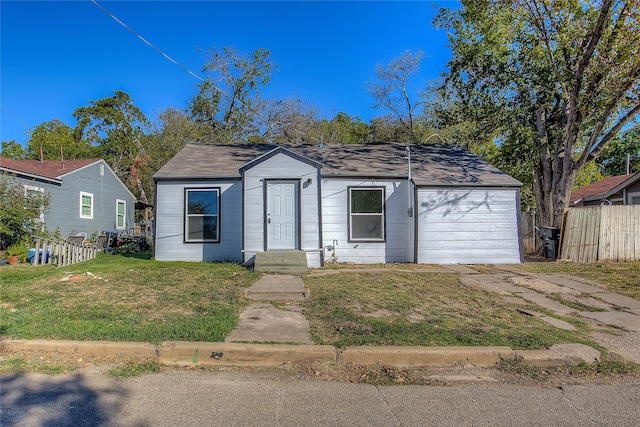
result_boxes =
[559,205,640,263]
[30,237,98,267]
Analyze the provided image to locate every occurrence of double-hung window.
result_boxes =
[185,188,220,242]
[116,200,126,230]
[348,187,385,242]
[80,192,93,219]
[24,185,45,224]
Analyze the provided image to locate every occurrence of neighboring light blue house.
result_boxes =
[153,143,524,266]
[0,156,136,238]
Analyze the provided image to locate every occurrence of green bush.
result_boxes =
[112,242,141,255]
[0,174,49,249]
[6,239,28,259]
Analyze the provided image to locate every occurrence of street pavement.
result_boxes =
[2,369,640,426]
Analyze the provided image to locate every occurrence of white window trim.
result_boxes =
[116,199,126,230]
[348,187,386,242]
[628,191,640,205]
[80,192,94,219]
[24,185,45,223]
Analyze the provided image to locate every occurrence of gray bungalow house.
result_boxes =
[0,157,135,238]
[153,143,523,266]
[570,172,640,206]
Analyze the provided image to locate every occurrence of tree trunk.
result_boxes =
[533,149,577,229]
[533,109,577,229]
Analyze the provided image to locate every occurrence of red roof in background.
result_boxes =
[0,157,100,180]
[570,173,635,202]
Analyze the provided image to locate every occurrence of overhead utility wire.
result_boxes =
[90,1,345,147]
[91,0,204,82]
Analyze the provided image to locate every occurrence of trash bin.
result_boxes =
[539,226,561,259]
[27,248,49,264]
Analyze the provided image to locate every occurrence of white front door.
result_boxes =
[266,181,298,250]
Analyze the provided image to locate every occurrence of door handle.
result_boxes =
[268,218,271,224]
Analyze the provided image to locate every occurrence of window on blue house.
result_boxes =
[348,187,385,242]
[185,188,220,242]
[80,192,93,219]
[116,200,126,230]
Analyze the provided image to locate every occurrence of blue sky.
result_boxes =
[1,1,457,146]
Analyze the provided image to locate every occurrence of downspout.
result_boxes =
[406,146,414,262]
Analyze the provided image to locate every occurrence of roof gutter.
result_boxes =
[0,167,63,185]
[153,176,243,182]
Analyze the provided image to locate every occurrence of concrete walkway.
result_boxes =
[461,266,640,363]
[225,303,313,344]
[227,275,312,344]
[236,266,640,364]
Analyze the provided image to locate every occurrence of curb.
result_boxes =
[340,345,514,368]
[1,340,600,369]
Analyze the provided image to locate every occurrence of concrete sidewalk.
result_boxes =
[464,266,640,363]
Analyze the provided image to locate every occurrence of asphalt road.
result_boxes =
[2,369,640,426]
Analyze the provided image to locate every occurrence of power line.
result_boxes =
[90,0,322,144]
[91,0,204,82]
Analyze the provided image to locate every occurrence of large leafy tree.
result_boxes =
[1,140,27,159]
[189,47,276,143]
[73,91,149,198]
[597,125,640,176]
[26,119,96,160]
[437,0,640,226]
[314,112,371,144]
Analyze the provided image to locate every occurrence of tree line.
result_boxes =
[2,0,639,229]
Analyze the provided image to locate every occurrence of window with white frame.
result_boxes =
[116,200,126,230]
[348,187,385,242]
[80,192,93,219]
[185,188,220,242]
[24,185,45,223]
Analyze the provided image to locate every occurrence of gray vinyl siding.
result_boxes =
[155,180,242,262]
[10,161,135,238]
[625,180,640,205]
[242,152,320,264]
[416,187,522,264]
[321,179,412,264]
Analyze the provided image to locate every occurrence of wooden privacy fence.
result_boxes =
[30,237,98,267]
[559,205,640,263]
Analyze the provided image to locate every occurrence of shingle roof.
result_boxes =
[0,157,100,181]
[570,172,640,203]
[154,142,522,187]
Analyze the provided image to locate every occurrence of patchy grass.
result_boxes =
[547,293,609,312]
[0,253,260,343]
[107,359,161,378]
[0,352,81,375]
[302,271,596,349]
[498,356,640,380]
[517,262,640,300]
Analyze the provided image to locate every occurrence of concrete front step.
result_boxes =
[247,291,309,301]
[246,274,310,302]
[254,251,308,275]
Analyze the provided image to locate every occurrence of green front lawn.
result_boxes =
[1,252,260,343]
[3,255,637,351]
[302,271,595,349]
